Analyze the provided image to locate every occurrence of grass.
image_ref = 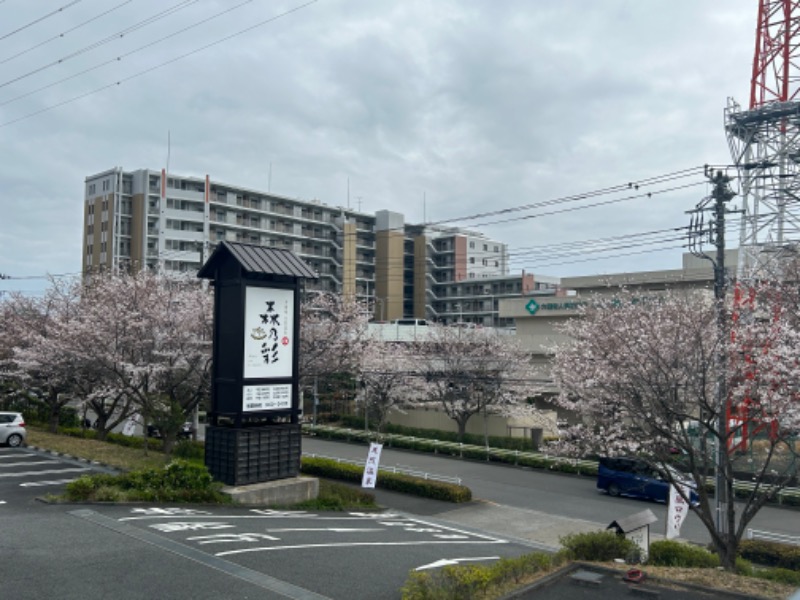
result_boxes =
[27,427,171,471]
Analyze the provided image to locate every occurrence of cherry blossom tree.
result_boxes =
[67,271,212,452]
[551,288,800,570]
[356,340,415,433]
[413,325,536,443]
[299,291,371,419]
[3,280,86,431]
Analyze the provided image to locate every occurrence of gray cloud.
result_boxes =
[0,0,759,292]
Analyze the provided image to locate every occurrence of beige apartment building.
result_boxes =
[83,167,557,326]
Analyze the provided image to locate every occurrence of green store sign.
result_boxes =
[525,296,652,316]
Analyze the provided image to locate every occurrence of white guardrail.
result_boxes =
[302,451,462,486]
[746,529,800,546]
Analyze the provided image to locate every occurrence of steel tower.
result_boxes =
[726,0,800,280]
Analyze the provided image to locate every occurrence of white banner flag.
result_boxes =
[666,484,690,540]
[361,443,383,489]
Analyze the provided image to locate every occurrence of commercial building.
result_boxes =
[83,167,557,325]
[498,251,737,422]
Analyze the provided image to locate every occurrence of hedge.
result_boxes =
[739,540,800,571]
[649,540,720,568]
[300,456,472,503]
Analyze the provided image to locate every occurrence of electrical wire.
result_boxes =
[0,0,200,90]
[0,1,82,42]
[0,0,319,128]
[1,0,262,107]
[1,0,134,66]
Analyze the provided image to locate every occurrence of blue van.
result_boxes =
[598,457,698,504]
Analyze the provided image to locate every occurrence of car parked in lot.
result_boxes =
[598,456,698,505]
[0,412,27,447]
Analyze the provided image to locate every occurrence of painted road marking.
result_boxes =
[214,539,507,557]
[72,509,332,600]
[20,478,79,487]
[0,460,62,468]
[415,557,501,571]
[118,508,509,559]
[0,467,91,478]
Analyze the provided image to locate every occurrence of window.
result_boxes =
[469,257,474,264]
[483,244,488,251]
[494,245,499,252]
[469,241,475,249]
[88,183,96,195]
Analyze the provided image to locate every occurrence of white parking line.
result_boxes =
[0,468,91,478]
[20,478,79,487]
[0,460,61,468]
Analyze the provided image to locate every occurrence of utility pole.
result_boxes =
[687,168,737,540]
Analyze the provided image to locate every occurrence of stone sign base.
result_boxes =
[205,424,301,486]
[222,476,319,506]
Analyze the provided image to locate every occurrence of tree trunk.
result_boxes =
[456,418,468,443]
[47,390,60,433]
[94,415,109,441]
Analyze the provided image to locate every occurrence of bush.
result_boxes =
[173,439,205,461]
[754,567,800,586]
[64,460,226,503]
[559,530,639,562]
[739,539,800,571]
[292,481,376,511]
[649,540,720,568]
[401,552,555,600]
[300,457,472,503]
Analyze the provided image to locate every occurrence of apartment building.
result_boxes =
[83,167,556,326]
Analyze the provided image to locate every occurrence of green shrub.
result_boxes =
[401,552,555,600]
[63,461,225,503]
[735,557,753,576]
[560,530,639,562]
[173,439,205,460]
[292,481,376,511]
[754,567,800,586]
[300,457,472,502]
[649,540,720,568]
[739,540,800,570]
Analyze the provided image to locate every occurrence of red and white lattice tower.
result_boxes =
[726,0,800,281]
[725,1,800,450]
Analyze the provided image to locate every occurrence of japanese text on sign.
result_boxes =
[243,384,292,412]
[361,442,383,489]
[243,287,294,379]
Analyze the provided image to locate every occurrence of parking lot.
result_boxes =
[75,505,533,599]
[0,446,109,505]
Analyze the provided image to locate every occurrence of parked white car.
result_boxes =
[0,412,27,447]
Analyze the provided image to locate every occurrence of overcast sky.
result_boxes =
[0,0,757,296]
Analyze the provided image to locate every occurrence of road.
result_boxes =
[302,435,800,547]
[0,446,535,599]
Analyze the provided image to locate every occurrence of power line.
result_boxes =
[1,0,134,66]
[427,167,705,226]
[2,0,260,109]
[474,180,707,228]
[0,0,319,128]
[0,0,200,89]
[0,1,82,42]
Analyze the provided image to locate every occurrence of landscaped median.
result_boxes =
[26,427,472,506]
[301,456,472,503]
